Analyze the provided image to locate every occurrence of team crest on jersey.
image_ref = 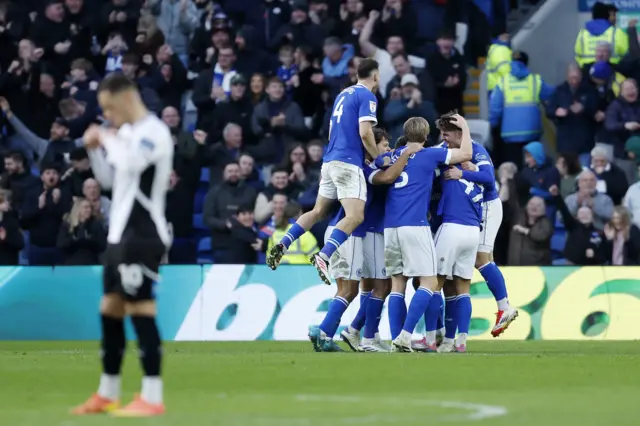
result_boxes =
[475,153,488,162]
[369,101,377,113]
[356,268,363,278]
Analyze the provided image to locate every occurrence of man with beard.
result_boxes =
[0,151,40,212]
[254,167,303,224]
[211,75,255,144]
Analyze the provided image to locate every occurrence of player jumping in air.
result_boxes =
[439,113,518,338]
[71,74,172,417]
[383,115,473,352]
[267,59,381,285]
[310,128,418,352]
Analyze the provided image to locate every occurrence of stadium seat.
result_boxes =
[579,153,591,168]
[551,231,566,257]
[197,237,212,253]
[193,214,206,230]
[193,188,206,214]
[200,168,210,183]
[467,119,492,150]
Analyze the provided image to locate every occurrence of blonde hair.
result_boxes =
[66,198,91,231]
[612,205,632,240]
[403,117,430,143]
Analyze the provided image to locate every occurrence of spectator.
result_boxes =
[258,192,288,244]
[21,164,66,265]
[565,169,614,231]
[305,140,323,186]
[2,97,77,168]
[618,19,640,82]
[61,147,94,198]
[31,0,74,76]
[555,153,583,199]
[489,52,555,167]
[238,153,265,193]
[135,13,166,57]
[249,72,267,105]
[268,1,326,52]
[623,171,640,228]
[385,53,434,103]
[102,32,127,73]
[550,185,606,265]
[604,79,640,183]
[120,53,162,113]
[82,178,111,225]
[234,25,275,78]
[0,151,40,212]
[206,123,243,182]
[589,145,628,205]
[308,0,337,37]
[57,197,107,265]
[203,162,257,262]
[190,23,231,72]
[282,143,313,191]
[255,167,303,224]
[486,33,512,97]
[155,44,189,110]
[225,204,263,264]
[192,43,238,130]
[378,0,417,49]
[167,163,202,264]
[546,63,598,157]
[384,73,437,144]
[161,106,206,169]
[251,77,307,165]
[291,46,324,122]
[321,37,355,95]
[276,44,299,98]
[428,31,467,115]
[100,0,140,45]
[333,0,364,40]
[359,10,425,97]
[507,196,553,266]
[495,161,517,265]
[603,206,640,265]
[211,74,255,144]
[148,0,199,60]
[588,61,620,142]
[267,201,317,264]
[0,190,25,266]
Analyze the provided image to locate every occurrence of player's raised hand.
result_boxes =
[82,124,102,150]
[444,165,462,180]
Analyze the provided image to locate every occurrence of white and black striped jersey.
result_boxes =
[87,115,173,246]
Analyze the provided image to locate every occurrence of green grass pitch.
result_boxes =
[1,341,639,425]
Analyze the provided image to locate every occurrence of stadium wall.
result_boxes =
[0,265,639,341]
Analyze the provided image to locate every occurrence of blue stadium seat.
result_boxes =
[30,165,39,176]
[193,214,206,230]
[579,153,591,168]
[200,168,210,183]
[197,237,212,253]
[193,188,206,214]
[551,231,566,256]
[554,217,565,230]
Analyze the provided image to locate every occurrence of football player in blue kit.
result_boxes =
[268,59,381,286]
[309,128,419,352]
[383,115,473,352]
[439,111,518,340]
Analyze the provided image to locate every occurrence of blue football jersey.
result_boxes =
[466,142,499,202]
[385,146,451,229]
[429,170,443,233]
[324,84,378,167]
[437,164,484,227]
[361,164,387,234]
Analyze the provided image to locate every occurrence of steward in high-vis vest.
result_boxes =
[486,33,512,95]
[489,51,555,166]
[574,1,628,67]
[268,223,317,265]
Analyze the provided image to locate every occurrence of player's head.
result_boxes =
[97,73,144,128]
[357,58,380,92]
[436,110,462,147]
[395,136,407,148]
[403,117,430,145]
[372,128,391,157]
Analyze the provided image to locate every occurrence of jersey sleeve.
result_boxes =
[364,164,381,184]
[358,90,378,124]
[102,127,169,173]
[462,146,495,185]
[426,147,452,166]
[87,147,115,190]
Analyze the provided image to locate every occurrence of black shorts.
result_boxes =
[103,231,166,301]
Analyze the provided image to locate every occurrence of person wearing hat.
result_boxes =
[383,72,438,144]
[211,74,255,144]
[268,0,326,52]
[234,25,277,77]
[489,51,555,167]
[575,1,628,67]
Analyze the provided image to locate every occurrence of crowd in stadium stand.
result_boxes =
[0,0,638,268]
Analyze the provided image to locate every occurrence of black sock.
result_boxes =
[131,315,162,376]
[101,315,126,375]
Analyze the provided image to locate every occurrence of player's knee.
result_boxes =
[475,252,490,269]
[345,210,365,226]
[100,293,126,318]
[373,279,391,298]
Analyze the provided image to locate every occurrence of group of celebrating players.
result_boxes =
[267,58,519,353]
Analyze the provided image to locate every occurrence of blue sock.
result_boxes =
[280,223,306,249]
[456,294,472,335]
[363,296,384,339]
[319,296,350,338]
[444,296,458,339]
[319,228,349,260]
[388,292,406,340]
[403,287,433,334]
[424,291,442,332]
[479,262,508,302]
[350,291,371,331]
[437,294,444,330]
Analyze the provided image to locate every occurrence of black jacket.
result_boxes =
[554,195,606,265]
[57,218,107,265]
[0,212,24,265]
[21,187,67,248]
[211,96,255,144]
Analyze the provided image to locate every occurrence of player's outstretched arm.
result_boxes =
[446,115,473,164]
[371,144,421,185]
[446,161,495,185]
[359,121,380,160]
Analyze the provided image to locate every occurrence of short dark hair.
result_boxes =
[122,52,139,65]
[438,30,456,40]
[271,166,289,175]
[357,58,379,79]
[391,52,409,62]
[435,110,461,132]
[97,73,137,94]
[373,128,389,144]
[267,76,284,87]
[395,136,407,147]
[6,150,25,164]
